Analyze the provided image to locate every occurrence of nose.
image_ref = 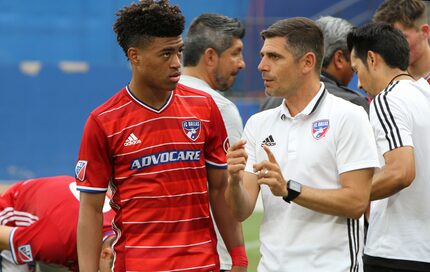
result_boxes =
[258,57,268,72]
[238,54,246,70]
[171,53,181,69]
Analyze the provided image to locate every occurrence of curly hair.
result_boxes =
[113,0,185,58]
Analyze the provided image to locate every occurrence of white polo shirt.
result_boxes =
[243,83,379,272]
[179,75,243,270]
[364,78,430,270]
[180,75,243,145]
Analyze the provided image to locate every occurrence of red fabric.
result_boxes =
[76,84,229,271]
[229,245,248,268]
[0,176,114,271]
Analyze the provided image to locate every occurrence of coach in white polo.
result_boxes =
[226,18,379,272]
[348,23,430,272]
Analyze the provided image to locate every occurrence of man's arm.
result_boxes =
[0,225,12,250]
[78,192,106,272]
[207,167,247,271]
[225,140,260,222]
[255,145,374,219]
[370,146,415,201]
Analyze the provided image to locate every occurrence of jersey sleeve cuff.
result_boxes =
[76,185,108,193]
[338,160,381,174]
[205,160,227,169]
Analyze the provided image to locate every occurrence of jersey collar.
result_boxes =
[279,82,327,119]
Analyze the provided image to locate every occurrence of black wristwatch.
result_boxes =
[282,179,302,203]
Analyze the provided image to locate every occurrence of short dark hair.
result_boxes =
[373,0,427,29]
[347,22,409,70]
[261,17,324,71]
[113,0,185,58]
[184,13,245,66]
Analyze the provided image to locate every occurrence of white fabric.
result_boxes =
[243,83,379,272]
[180,75,243,145]
[180,75,244,270]
[365,78,430,263]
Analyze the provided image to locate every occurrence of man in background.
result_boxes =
[180,16,246,270]
[348,22,430,272]
[374,0,430,83]
[0,176,114,272]
[260,16,369,112]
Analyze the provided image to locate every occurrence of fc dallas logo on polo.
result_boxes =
[182,120,201,141]
[312,119,330,140]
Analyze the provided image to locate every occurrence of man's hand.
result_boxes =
[253,145,288,197]
[227,139,248,185]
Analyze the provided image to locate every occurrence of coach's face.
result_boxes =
[258,37,302,98]
[129,36,184,93]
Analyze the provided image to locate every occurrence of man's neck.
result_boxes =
[182,66,215,89]
[284,76,321,117]
[128,77,172,110]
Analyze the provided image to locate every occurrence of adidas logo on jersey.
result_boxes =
[124,133,141,146]
[262,135,276,146]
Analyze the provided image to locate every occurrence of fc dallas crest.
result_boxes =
[182,120,201,141]
[312,119,330,140]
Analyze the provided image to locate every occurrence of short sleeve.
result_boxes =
[242,115,258,174]
[336,107,380,174]
[204,97,229,168]
[370,90,413,155]
[221,103,243,145]
[75,114,113,192]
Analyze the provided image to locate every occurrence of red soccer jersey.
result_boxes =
[0,176,114,271]
[76,84,229,272]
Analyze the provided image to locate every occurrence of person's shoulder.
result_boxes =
[91,87,129,117]
[176,83,214,99]
[248,105,279,124]
[326,92,367,116]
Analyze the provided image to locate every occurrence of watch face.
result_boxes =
[289,180,301,192]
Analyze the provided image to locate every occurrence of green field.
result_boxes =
[243,211,263,271]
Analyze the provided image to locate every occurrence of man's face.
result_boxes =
[350,48,376,97]
[258,37,301,98]
[393,22,427,67]
[133,36,184,92]
[213,38,245,91]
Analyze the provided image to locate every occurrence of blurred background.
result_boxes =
[0,0,384,181]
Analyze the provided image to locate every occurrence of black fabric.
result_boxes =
[364,254,430,272]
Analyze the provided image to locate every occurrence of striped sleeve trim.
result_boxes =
[347,218,360,272]
[373,81,403,151]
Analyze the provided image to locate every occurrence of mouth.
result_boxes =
[169,72,181,83]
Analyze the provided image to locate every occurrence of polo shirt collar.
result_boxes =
[279,82,327,119]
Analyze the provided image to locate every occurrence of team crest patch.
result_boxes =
[18,245,33,263]
[75,160,88,182]
[182,120,201,141]
[312,119,330,140]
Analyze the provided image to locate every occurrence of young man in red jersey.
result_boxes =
[76,1,247,271]
[0,176,114,272]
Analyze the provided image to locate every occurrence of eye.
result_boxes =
[162,52,171,58]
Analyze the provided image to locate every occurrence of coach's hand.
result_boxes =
[253,144,288,197]
[227,139,248,185]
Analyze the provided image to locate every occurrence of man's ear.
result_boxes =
[333,49,348,70]
[203,48,219,68]
[128,47,140,65]
[301,52,316,74]
[420,23,430,39]
[367,50,377,70]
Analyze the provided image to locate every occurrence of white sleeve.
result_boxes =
[221,103,243,146]
[336,106,380,174]
[242,115,258,174]
[370,89,413,156]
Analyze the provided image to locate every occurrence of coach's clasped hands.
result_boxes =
[253,144,288,197]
